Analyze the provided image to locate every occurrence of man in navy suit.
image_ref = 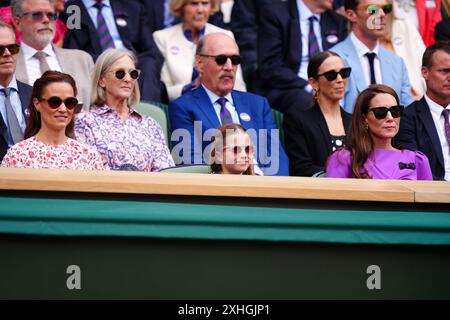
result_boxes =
[257,0,347,114]
[330,0,413,112]
[61,0,163,102]
[169,32,289,176]
[395,42,450,181]
[0,21,32,162]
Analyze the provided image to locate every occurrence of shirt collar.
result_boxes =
[183,27,206,43]
[297,0,321,22]
[21,41,56,61]
[83,0,111,8]
[93,104,143,119]
[0,75,18,91]
[201,84,234,107]
[424,94,450,117]
[350,32,380,58]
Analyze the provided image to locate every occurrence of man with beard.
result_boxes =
[169,32,289,176]
[11,0,93,111]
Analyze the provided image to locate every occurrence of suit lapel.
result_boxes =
[110,0,132,49]
[417,98,445,168]
[378,47,393,85]
[342,37,366,93]
[287,0,301,64]
[320,13,340,50]
[194,87,221,129]
[232,91,254,129]
[314,107,332,150]
[15,50,29,84]
[77,0,102,54]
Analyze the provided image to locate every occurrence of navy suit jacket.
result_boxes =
[395,97,446,180]
[257,0,347,92]
[61,0,163,102]
[0,81,32,162]
[169,86,289,176]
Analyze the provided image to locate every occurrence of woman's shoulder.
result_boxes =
[153,23,182,39]
[205,23,234,38]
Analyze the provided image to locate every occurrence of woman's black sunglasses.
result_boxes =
[41,96,79,110]
[199,54,242,66]
[368,105,404,119]
[317,67,352,81]
[113,69,141,80]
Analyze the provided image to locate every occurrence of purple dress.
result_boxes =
[326,149,433,180]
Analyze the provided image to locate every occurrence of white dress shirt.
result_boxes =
[297,0,322,82]
[350,32,383,86]
[0,77,27,146]
[82,0,125,49]
[424,94,450,181]
[20,42,62,86]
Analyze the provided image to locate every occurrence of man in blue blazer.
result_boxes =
[395,42,450,181]
[169,32,289,176]
[330,0,413,113]
[61,0,163,102]
[256,0,347,114]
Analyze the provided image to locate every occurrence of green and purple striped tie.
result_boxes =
[308,16,320,60]
[94,0,115,51]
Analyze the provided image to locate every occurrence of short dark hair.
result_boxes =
[25,71,78,139]
[422,41,450,68]
[344,0,359,11]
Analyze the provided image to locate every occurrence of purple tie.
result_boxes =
[94,0,115,50]
[442,109,450,154]
[217,97,233,125]
[308,16,320,59]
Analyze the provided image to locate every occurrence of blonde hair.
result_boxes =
[170,0,220,17]
[90,48,140,107]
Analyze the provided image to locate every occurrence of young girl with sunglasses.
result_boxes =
[284,51,352,176]
[1,71,104,170]
[326,84,432,180]
[210,124,255,175]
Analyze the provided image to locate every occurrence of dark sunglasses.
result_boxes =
[225,145,254,155]
[368,105,404,119]
[199,54,242,66]
[367,4,393,15]
[0,44,20,55]
[317,67,352,81]
[112,69,141,80]
[22,11,58,22]
[41,96,79,110]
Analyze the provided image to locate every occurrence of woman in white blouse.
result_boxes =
[153,0,246,102]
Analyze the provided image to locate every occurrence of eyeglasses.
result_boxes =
[40,96,79,110]
[22,11,58,22]
[112,69,141,80]
[367,105,404,119]
[0,44,20,55]
[317,67,352,81]
[199,54,242,66]
[224,145,254,155]
[367,4,393,15]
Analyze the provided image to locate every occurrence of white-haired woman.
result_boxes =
[75,48,174,171]
[152,0,246,101]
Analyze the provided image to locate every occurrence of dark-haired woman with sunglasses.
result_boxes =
[152,0,246,102]
[1,71,104,170]
[209,123,255,175]
[75,49,174,172]
[327,84,432,180]
[284,51,352,177]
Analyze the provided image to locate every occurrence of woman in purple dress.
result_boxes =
[327,84,432,180]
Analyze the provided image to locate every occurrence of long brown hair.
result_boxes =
[210,124,255,175]
[24,71,78,139]
[347,84,400,178]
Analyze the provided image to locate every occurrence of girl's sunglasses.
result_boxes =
[317,67,352,81]
[368,105,404,119]
[224,145,254,155]
[41,96,79,110]
[112,69,141,80]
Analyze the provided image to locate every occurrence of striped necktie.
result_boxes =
[442,109,450,154]
[217,97,233,125]
[94,0,115,51]
[308,16,320,59]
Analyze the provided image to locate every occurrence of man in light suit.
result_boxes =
[169,32,289,176]
[11,0,93,111]
[0,21,32,162]
[395,42,450,181]
[330,0,413,113]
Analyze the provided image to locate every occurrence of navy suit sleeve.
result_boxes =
[169,99,204,165]
[257,6,308,90]
[395,108,418,151]
[259,98,289,176]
